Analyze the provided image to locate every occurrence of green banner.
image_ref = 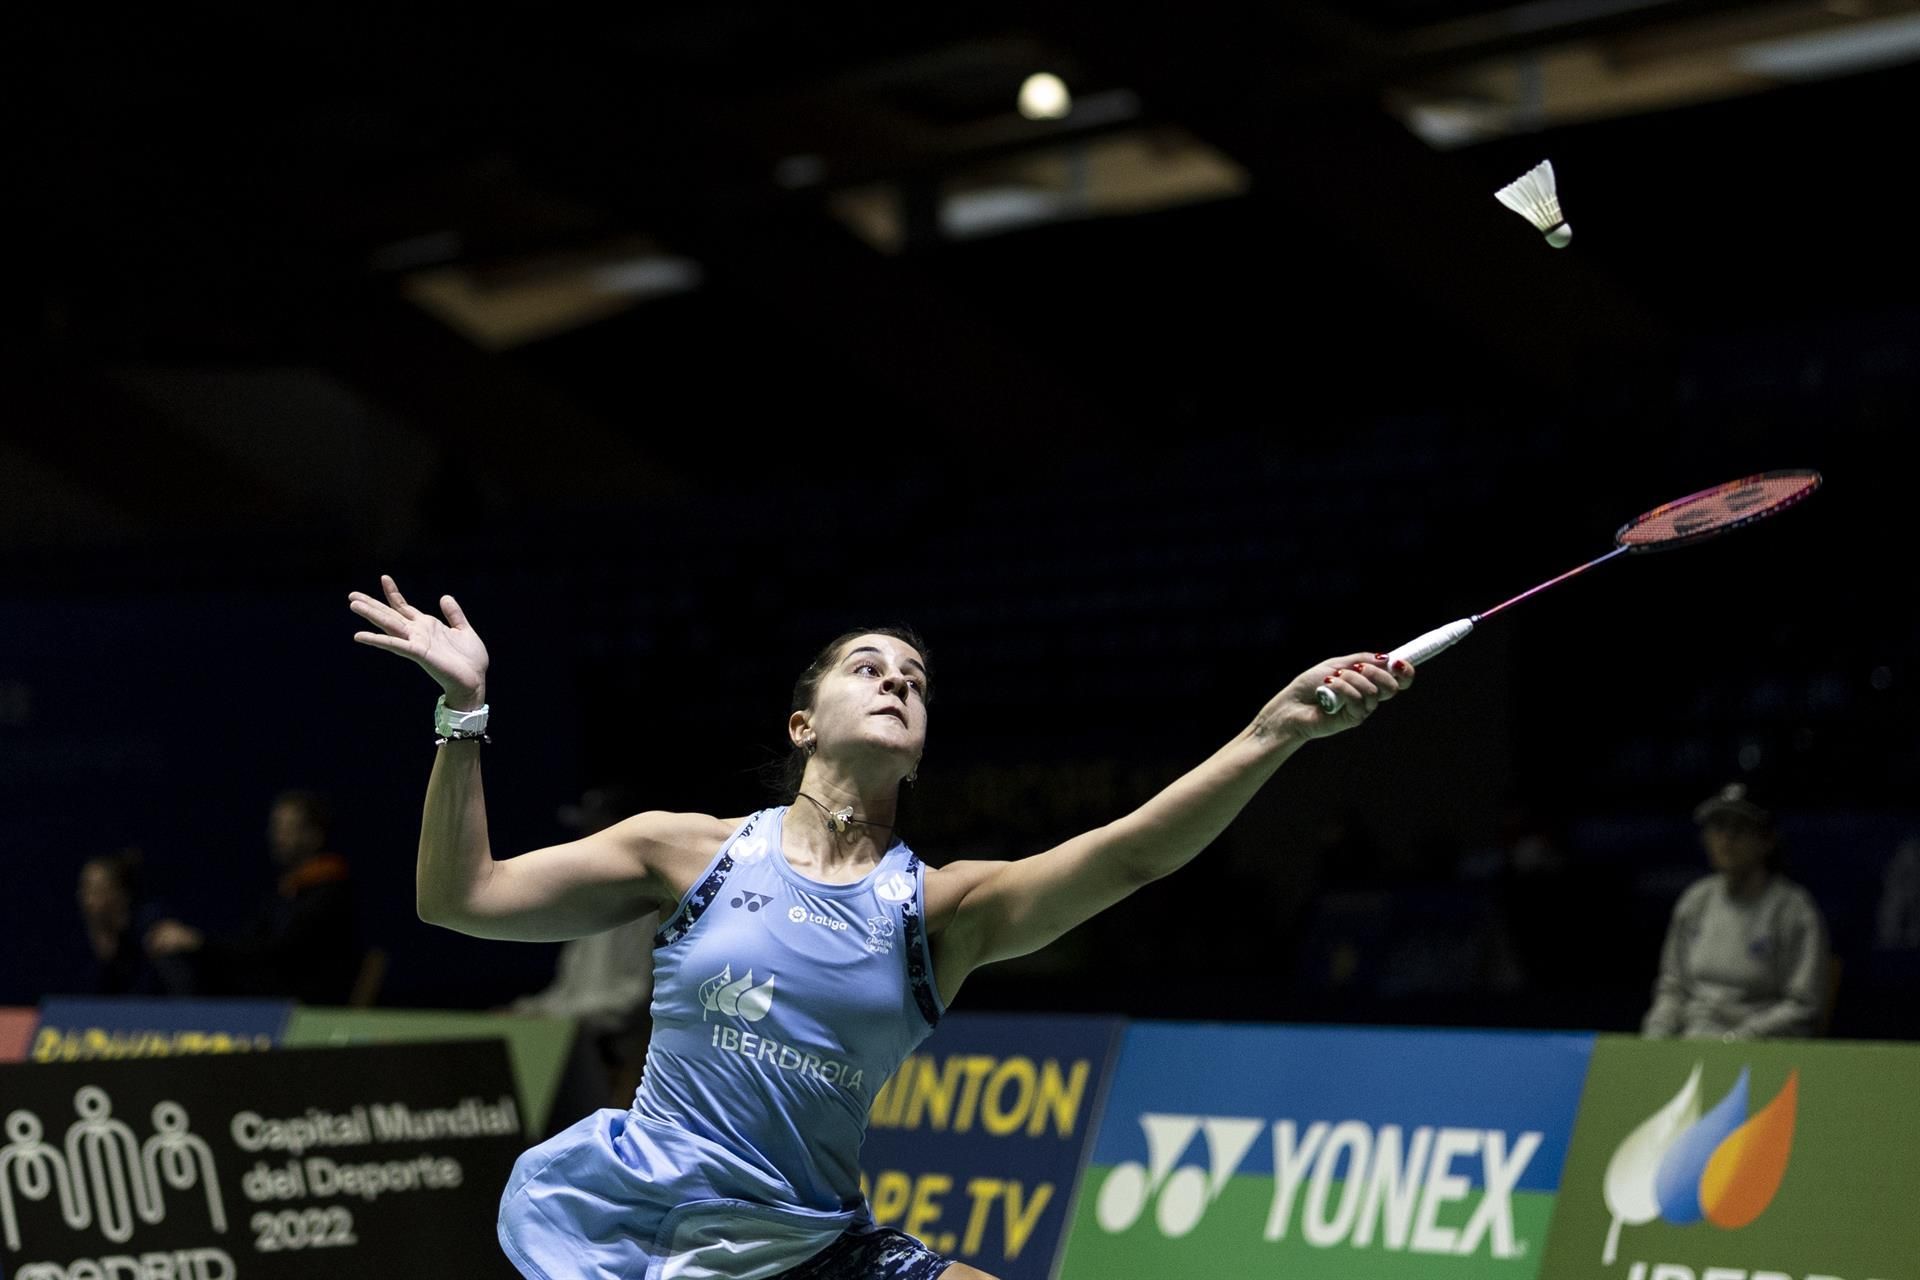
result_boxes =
[1537,1035,1919,1280]
[283,1008,576,1137]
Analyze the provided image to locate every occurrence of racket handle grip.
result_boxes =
[1314,618,1475,714]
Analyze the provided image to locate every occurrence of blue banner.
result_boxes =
[31,997,294,1061]
[860,1012,1124,1280]
[1063,1024,1597,1278]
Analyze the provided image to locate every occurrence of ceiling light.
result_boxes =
[1018,73,1072,120]
[1733,11,1920,78]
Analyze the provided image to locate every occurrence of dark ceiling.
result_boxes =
[17,3,1920,569]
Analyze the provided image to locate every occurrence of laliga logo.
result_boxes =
[1601,1064,1799,1265]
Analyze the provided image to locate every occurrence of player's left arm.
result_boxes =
[938,654,1408,978]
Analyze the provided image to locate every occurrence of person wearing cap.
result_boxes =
[1642,782,1830,1040]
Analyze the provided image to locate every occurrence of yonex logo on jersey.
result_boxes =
[730,891,771,912]
[698,965,775,1022]
[875,872,913,904]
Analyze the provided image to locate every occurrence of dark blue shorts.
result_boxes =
[779,1225,953,1279]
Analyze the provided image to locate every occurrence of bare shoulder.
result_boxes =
[605,811,753,898]
[923,858,1011,933]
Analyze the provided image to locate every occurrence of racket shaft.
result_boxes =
[1314,618,1474,713]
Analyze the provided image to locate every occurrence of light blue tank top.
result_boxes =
[496,807,948,1278]
[633,805,944,1211]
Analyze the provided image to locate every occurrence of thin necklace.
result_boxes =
[796,791,894,838]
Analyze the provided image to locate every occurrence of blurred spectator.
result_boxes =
[1876,836,1920,951]
[1642,782,1830,1040]
[76,848,192,995]
[508,785,657,1109]
[145,789,361,1004]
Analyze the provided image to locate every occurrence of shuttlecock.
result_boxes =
[1496,160,1571,248]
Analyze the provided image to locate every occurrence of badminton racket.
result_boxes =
[1317,469,1823,714]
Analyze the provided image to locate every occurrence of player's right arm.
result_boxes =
[418,746,734,940]
[349,575,732,942]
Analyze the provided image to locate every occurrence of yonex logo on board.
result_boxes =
[1095,1112,1541,1259]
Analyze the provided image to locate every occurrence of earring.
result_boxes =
[803,738,817,755]
[905,763,919,784]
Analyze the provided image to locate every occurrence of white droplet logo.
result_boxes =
[699,965,776,1022]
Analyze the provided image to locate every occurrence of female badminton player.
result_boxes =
[347,574,1413,1279]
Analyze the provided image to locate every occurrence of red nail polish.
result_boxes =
[1375,653,1389,662]
[1324,675,1333,683]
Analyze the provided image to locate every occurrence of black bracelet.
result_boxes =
[434,732,492,746]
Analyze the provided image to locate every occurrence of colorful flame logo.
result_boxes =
[1599,1064,1799,1264]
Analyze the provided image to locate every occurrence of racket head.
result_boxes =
[1615,469,1822,552]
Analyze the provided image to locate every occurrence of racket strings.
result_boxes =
[1616,471,1821,549]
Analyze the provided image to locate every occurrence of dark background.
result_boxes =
[8,5,1917,1037]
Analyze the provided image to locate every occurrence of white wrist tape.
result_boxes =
[434,695,490,741]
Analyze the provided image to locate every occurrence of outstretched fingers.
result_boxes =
[380,573,423,620]
[440,594,469,629]
[351,630,412,653]
[347,592,412,635]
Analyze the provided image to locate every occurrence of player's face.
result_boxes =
[1703,821,1770,877]
[805,635,928,770]
[78,863,127,923]
[269,801,324,865]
